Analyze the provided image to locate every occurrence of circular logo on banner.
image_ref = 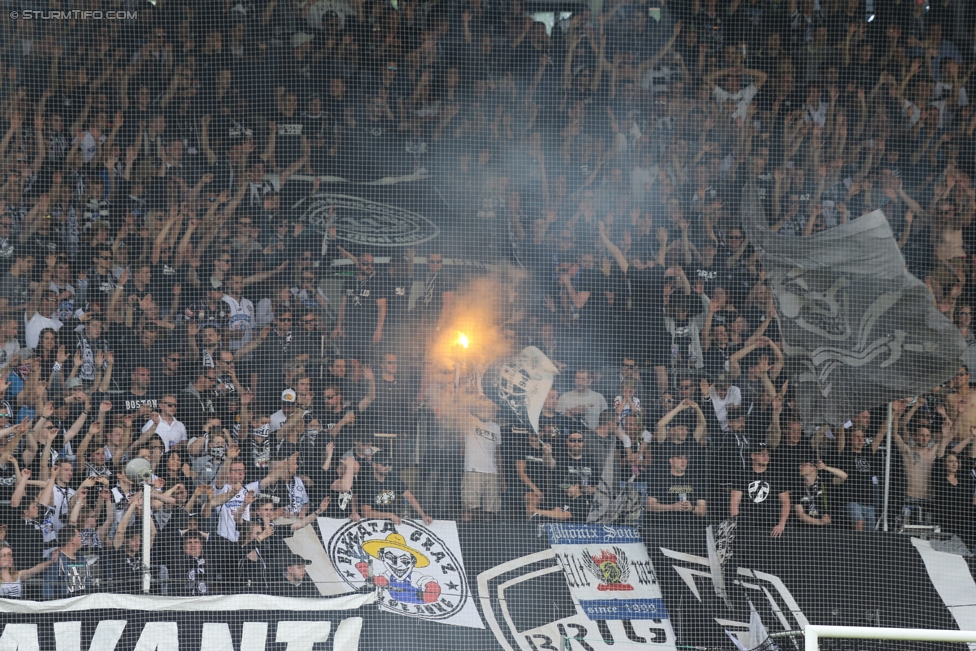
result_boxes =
[303,193,439,247]
[326,519,467,621]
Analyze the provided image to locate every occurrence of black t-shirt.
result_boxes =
[107,548,145,594]
[180,389,218,439]
[837,447,878,507]
[356,470,408,514]
[150,261,181,300]
[0,504,44,569]
[184,300,231,331]
[341,274,388,336]
[370,377,413,436]
[576,268,612,330]
[512,430,552,493]
[167,552,212,596]
[649,469,705,512]
[272,576,320,597]
[417,270,458,322]
[702,344,731,377]
[316,405,361,454]
[691,263,729,297]
[552,447,599,493]
[794,475,830,521]
[736,464,790,531]
[118,391,160,416]
[385,275,412,324]
[537,412,576,441]
[275,114,305,169]
[306,465,358,520]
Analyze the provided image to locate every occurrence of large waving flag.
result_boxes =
[740,181,965,426]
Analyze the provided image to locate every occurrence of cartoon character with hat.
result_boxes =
[358,533,442,605]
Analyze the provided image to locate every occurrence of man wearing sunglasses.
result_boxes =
[140,396,187,452]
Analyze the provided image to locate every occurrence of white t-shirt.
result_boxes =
[708,385,743,432]
[463,415,501,475]
[712,83,759,121]
[270,409,288,432]
[142,417,188,451]
[215,480,261,542]
[556,390,609,430]
[25,312,63,348]
[223,294,255,351]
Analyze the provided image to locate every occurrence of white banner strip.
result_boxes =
[0,590,377,614]
[912,537,976,650]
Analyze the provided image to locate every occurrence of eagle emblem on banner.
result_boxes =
[582,547,634,591]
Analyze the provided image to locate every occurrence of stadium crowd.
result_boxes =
[0,0,974,598]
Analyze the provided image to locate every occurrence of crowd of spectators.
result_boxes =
[0,0,974,598]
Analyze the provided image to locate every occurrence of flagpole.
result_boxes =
[880,402,893,532]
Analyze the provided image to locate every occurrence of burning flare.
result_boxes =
[456,332,469,349]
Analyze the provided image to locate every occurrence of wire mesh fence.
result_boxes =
[0,0,975,649]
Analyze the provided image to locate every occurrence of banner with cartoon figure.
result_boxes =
[546,524,676,636]
[318,518,484,629]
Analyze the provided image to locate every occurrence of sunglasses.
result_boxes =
[160,401,177,407]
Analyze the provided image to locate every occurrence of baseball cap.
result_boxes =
[749,441,770,453]
[662,443,689,459]
[281,389,297,403]
[64,377,85,390]
[283,551,312,567]
[370,449,392,466]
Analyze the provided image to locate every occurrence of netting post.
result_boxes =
[881,402,892,532]
[804,626,820,651]
[142,482,151,594]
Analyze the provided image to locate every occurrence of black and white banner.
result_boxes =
[0,593,373,651]
[318,518,483,629]
[1,524,972,651]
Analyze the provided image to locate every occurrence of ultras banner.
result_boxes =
[316,517,484,629]
[0,524,969,651]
